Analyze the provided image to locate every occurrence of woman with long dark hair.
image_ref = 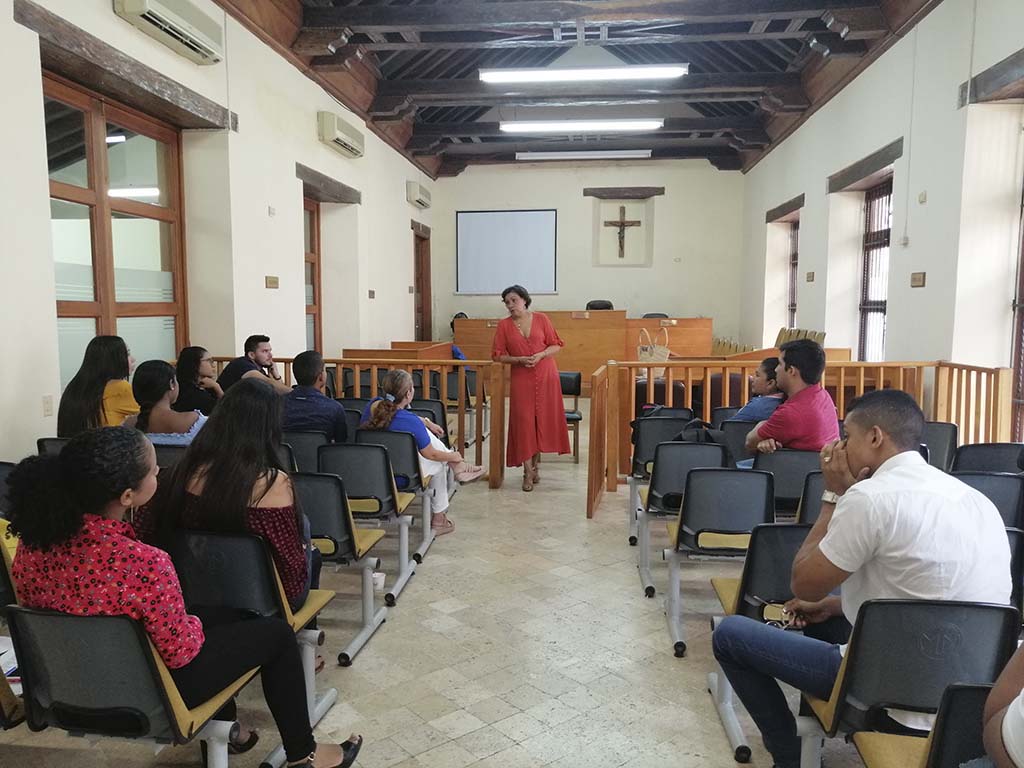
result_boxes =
[57,335,137,437]
[146,378,316,609]
[131,360,206,445]
[361,370,484,535]
[173,346,222,416]
[7,426,361,768]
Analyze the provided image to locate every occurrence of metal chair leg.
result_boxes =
[628,477,640,545]
[796,716,824,768]
[636,508,655,597]
[663,548,686,657]
[385,515,417,605]
[337,559,388,667]
[707,664,751,763]
[196,719,235,768]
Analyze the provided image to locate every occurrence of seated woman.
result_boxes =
[173,346,223,416]
[57,335,138,436]
[132,360,207,445]
[727,357,785,422]
[143,378,319,612]
[361,370,485,536]
[6,426,361,768]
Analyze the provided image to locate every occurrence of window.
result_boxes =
[787,222,799,328]
[1012,184,1024,440]
[303,198,322,352]
[858,179,893,361]
[44,75,185,386]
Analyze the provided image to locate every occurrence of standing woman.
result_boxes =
[491,285,570,491]
[57,335,138,437]
[173,346,223,416]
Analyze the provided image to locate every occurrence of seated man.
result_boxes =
[217,334,291,395]
[282,350,348,443]
[713,390,1011,768]
[745,338,838,455]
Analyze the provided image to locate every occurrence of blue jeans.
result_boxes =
[712,615,843,768]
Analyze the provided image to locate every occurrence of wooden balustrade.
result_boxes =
[212,356,507,489]
[585,359,1013,519]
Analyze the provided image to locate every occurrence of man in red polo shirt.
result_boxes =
[745,338,839,453]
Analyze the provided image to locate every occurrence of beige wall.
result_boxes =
[431,160,745,340]
[740,0,1024,365]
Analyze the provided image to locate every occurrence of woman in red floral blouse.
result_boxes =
[7,427,360,768]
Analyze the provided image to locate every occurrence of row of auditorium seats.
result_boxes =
[626,411,1024,766]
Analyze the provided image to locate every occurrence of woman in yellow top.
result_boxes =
[57,335,138,436]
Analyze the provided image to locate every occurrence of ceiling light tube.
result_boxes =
[105,135,127,144]
[480,63,688,84]
[108,187,161,198]
[500,119,664,133]
[516,150,652,161]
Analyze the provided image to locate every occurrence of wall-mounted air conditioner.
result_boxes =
[113,0,224,65]
[317,111,365,159]
[406,181,431,209]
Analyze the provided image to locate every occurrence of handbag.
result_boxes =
[637,327,671,379]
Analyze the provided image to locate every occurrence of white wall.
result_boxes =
[431,160,745,339]
[740,0,1024,366]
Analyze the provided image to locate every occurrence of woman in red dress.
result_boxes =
[491,285,571,491]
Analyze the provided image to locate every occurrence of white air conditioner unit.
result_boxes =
[113,0,224,65]
[317,111,365,159]
[406,181,431,209]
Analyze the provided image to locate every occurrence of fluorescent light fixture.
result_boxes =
[500,119,664,134]
[108,187,161,198]
[105,135,127,144]
[480,63,688,84]
[515,150,652,161]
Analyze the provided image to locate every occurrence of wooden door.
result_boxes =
[413,232,432,341]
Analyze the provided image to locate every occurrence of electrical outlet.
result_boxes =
[368,289,376,299]
[806,271,815,283]
[267,205,276,217]
[42,395,54,417]
[918,191,927,204]
[911,272,926,288]
[265,275,279,289]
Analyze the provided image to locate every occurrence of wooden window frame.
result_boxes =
[304,197,323,353]
[787,221,799,329]
[44,73,187,348]
[858,179,893,361]
[1012,179,1024,440]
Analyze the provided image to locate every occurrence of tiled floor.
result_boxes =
[0,411,862,767]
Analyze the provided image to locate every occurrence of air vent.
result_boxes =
[317,111,365,159]
[113,0,224,65]
[406,181,431,209]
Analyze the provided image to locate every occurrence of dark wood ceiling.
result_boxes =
[217,0,944,177]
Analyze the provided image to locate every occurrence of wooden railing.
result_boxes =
[212,356,507,489]
[586,359,1013,518]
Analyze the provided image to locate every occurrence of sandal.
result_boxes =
[287,735,363,768]
[315,654,325,674]
[522,469,534,492]
[227,728,260,755]
[455,465,486,483]
[431,516,455,535]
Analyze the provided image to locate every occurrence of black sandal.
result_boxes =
[287,736,363,768]
[228,729,260,755]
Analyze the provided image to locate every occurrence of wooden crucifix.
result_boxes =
[603,205,642,259]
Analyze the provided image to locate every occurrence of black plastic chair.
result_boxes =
[952,442,1024,474]
[641,312,668,319]
[318,443,420,602]
[344,409,362,443]
[586,299,613,310]
[36,437,69,456]
[952,472,1024,528]
[853,683,993,768]
[560,372,582,463]
[664,468,774,656]
[753,449,821,518]
[798,599,1019,761]
[797,470,826,525]
[636,442,728,597]
[720,420,756,465]
[1008,528,1023,618]
[7,607,257,758]
[153,444,187,470]
[922,422,958,472]
[626,416,694,546]
[282,431,329,473]
[336,397,373,414]
[291,473,388,659]
[0,461,14,518]
[410,398,450,448]
[711,407,741,429]
[276,442,297,472]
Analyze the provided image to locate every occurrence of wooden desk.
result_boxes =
[455,312,713,393]
[343,343,453,360]
[624,318,712,359]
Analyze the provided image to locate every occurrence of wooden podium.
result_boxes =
[455,312,712,394]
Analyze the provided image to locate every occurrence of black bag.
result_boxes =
[674,418,715,443]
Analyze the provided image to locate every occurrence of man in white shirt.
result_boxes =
[712,389,1011,768]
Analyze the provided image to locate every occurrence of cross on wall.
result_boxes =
[603,205,642,259]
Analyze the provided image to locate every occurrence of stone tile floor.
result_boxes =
[0,416,861,767]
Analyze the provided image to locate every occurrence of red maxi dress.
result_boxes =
[492,312,571,467]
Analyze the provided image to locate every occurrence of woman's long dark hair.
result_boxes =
[362,370,412,430]
[57,336,131,437]
[175,346,207,388]
[152,378,288,542]
[6,427,150,550]
[132,360,176,433]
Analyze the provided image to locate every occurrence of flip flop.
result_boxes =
[455,466,486,483]
[339,736,363,768]
[431,518,455,536]
[227,729,260,755]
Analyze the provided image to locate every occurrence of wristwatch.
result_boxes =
[821,490,842,505]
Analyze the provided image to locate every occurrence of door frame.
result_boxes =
[412,220,432,342]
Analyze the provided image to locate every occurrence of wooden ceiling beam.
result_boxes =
[303,1,883,34]
[809,32,869,57]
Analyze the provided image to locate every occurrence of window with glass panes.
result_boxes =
[303,198,322,352]
[44,75,186,387]
[787,221,799,328]
[858,179,893,361]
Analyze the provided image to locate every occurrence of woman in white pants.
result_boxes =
[361,370,485,535]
